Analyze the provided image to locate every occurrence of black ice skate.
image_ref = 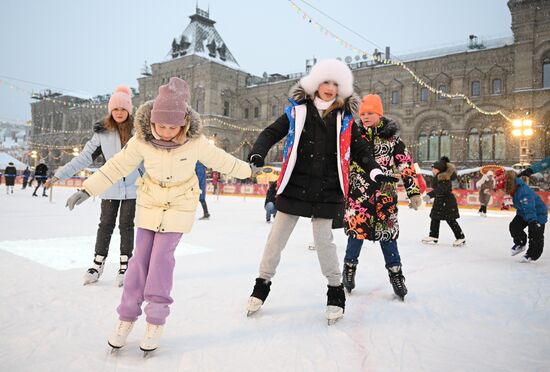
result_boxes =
[342,262,357,293]
[388,265,408,301]
[246,278,271,316]
[326,284,346,325]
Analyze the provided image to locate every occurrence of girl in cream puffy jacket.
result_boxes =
[67,77,251,353]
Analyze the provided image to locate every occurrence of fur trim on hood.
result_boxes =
[133,100,202,143]
[288,83,360,114]
[374,117,399,138]
[437,162,456,181]
[299,59,354,98]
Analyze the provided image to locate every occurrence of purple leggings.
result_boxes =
[117,228,182,325]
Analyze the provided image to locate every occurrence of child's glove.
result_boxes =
[518,168,534,178]
[250,164,262,177]
[409,195,422,210]
[66,189,90,210]
[422,194,431,203]
[248,154,264,167]
[44,176,59,189]
[374,174,399,184]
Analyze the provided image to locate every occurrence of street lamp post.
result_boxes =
[512,119,534,167]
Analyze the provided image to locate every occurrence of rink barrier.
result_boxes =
[13,177,549,208]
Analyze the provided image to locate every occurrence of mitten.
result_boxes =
[409,195,422,210]
[66,189,90,210]
[248,154,264,167]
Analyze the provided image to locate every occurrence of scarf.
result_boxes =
[313,96,335,116]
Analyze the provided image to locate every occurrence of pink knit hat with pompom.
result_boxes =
[108,85,133,114]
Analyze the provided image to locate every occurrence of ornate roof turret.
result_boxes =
[168,6,239,67]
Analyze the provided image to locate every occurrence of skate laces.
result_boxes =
[344,264,356,282]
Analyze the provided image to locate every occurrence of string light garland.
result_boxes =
[288,0,514,122]
[203,117,264,132]
[0,79,108,110]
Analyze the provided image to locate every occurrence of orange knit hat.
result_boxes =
[359,94,384,116]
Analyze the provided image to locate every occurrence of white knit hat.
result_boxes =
[300,59,354,98]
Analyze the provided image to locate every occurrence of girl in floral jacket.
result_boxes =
[343,94,421,300]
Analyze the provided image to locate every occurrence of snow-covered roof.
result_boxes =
[0,152,28,169]
[166,7,239,69]
[395,36,514,63]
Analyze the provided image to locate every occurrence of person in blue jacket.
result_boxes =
[46,85,142,286]
[195,161,210,220]
[518,155,550,177]
[497,170,548,262]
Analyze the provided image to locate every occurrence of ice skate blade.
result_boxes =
[141,348,156,358]
[511,246,526,256]
[327,317,343,326]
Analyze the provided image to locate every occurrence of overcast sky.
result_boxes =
[0,0,512,123]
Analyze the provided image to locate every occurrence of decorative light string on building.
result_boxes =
[27,140,83,151]
[229,140,254,155]
[203,117,263,132]
[288,0,513,122]
[0,79,108,110]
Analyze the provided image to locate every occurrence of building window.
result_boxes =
[420,87,428,102]
[195,100,203,113]
[418,132,428,161]
[468,128,480,160]
[223,101,230,116]
[440,131,450,157]
[271,104,278,117]
[437,85,447,100]
[481,127,493,160]
[495,127,505,160]
[471,81,481,96]
[492,79,502,95]
[244,108,249,119]
[544,58,550,88]
[376,92,384,103]
[428,131,439,161]
[254,106,259,118]
[391,90,400,105]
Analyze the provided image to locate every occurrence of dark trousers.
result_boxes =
[478,205,487,214]
[32,179,47,196]
[509,215,545,261]
[430,218,464,239]
[95,199,136,258]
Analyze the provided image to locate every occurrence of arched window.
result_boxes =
[437,85,448,100]
[428,131,439,161]
[543,57,550,88]
[495,127,505,160]
[440,131,450,157]
[492,79,502,95]
[481,127,493,160]
[471,81,481,96]
[241,143,252,161]
[468,128,480,160]
[418,132,428,161]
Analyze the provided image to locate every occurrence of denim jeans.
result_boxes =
[265,202,276,221]
[344,236,401,268]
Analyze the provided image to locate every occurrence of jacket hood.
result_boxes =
[93,121,106,133]
[288,83,360,114]
[374,116,399,138]
[133,100,202,142]
[437,162,456,181]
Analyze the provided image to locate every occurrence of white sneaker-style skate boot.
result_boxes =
[115,255,129,287]
[511,244,526,256]
[421,236,438,245]
[453,238,466,247]
[83,254,105,285]
[140,323,164,356]
[326,284,345,325]
[107,320,135,350]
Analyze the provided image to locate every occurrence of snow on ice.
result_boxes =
[0,187,549,371]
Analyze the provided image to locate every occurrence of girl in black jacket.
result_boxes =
[422,157,466,246]
[245,59,394,324]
